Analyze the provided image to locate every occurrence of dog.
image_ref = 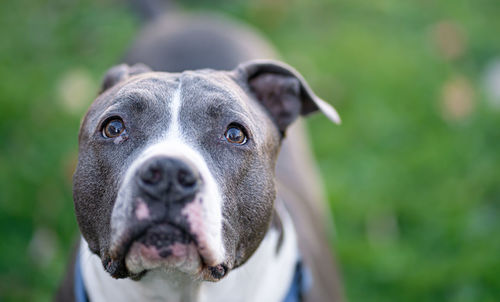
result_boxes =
[56,8,344,302]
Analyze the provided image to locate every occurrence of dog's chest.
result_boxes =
[80,204,298,302]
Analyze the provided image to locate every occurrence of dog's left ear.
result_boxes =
[237,60,340,134]
[99,63,152,94]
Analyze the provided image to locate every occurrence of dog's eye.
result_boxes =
[103,118,125,138]
[225,124,247,145]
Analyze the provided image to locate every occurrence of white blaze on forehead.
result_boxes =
[168,81,182,139]
[110,80,226,267]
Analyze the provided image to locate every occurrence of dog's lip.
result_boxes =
[107,221,230,281]
[109,221,196,263]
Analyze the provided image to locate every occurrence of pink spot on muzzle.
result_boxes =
[182,198,218,266]
[135,198,150,220]
[183,198,204,241]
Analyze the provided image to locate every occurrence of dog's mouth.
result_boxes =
[108,220,199,273]
[131,222,195,256]
[106,194,228,281]
[107,219,227,281]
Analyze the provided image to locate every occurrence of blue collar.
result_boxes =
[282,259,313,302]
[74,251,89,302]
[74,253,311,302]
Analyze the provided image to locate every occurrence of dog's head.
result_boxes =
[73,60,339,281]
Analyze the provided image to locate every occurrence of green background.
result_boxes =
[1,0,499,301]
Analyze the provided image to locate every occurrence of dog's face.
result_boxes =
[73,60,339,281]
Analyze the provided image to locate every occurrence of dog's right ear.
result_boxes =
[99,63,152,94]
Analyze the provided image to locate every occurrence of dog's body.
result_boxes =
[56,10,343,302]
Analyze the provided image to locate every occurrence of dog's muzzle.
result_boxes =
[108,155,205,277]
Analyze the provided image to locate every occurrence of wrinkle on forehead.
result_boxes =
[177,71,258,121]
[113,76,179,105]
[179,72,241,99]
[96,70,243,115]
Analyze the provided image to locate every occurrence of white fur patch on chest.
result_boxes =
[199,202,298,302]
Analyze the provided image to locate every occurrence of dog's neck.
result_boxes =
[80,202,298,302]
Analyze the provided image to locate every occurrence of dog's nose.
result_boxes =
[137,156,201,202]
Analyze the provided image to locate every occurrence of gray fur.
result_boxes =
[61,9,344,302]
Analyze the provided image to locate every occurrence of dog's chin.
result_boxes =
[124,223,203,276]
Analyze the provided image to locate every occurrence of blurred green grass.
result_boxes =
[1,0,500,301]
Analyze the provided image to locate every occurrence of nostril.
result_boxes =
[137,157,200,201]
[177,168,197,188]
[141,167,162,185]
